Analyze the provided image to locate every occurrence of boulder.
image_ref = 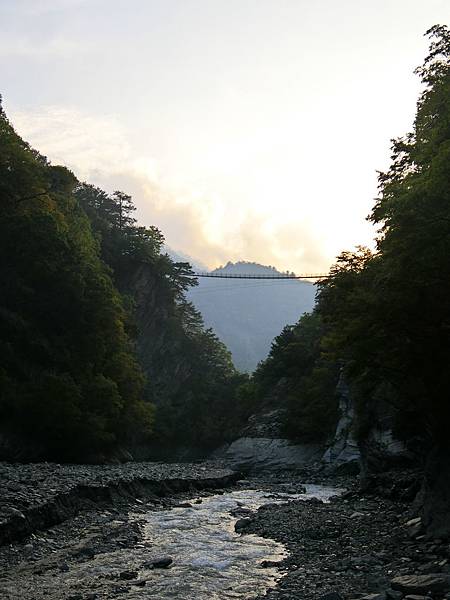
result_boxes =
[222,436,322,471]
[391,574,450,595]
[145,557,173,569]
[235,517,253,532]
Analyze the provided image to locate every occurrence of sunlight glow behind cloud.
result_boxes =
[3,0,449,272]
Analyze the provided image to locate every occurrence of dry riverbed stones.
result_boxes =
[242,487,450,600]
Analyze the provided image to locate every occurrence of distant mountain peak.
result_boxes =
[213,260,296,276]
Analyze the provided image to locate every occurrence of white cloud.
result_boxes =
[10,106,135,178]
[9,104,330,273]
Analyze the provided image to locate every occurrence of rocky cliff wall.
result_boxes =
[117,262,193,403]
[322,371,411,478]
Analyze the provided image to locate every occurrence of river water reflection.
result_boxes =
[130,484,341,599]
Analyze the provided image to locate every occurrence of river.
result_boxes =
[0,481,341,599]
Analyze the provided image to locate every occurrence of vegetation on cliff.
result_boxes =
[0,101,246,461]
[317,25,450,449]
[242,312,339,443]
[0,105,152,460]
[251,25,450,452]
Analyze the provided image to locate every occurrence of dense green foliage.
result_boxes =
[243,312,339,443]
[0,101,246,460]
[0,104,153,460]
[73,182,248,450]
[316,25,450,447]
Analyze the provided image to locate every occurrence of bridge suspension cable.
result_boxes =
[192,272,328,280]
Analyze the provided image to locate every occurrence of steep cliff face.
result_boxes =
[322,371,409,475]
[322,374,359,467]
[117,262,192,403]
[114,258,247,454]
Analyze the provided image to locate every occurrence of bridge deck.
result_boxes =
[192,273,328,279]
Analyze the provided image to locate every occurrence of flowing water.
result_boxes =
[0,483,341,599]
[74,484,340,599]
[135,485,341,599]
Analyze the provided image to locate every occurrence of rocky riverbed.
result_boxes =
[241,472,450,600]
[0,461,239,546]
[0,462,447,600]
[0,465,335,599]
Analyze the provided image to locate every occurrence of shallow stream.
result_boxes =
[135,484,340,599]
[0,483,341,599]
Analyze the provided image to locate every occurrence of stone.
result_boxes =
[146,557,173,569]
[405,517,421,527]
[235,517,253,532]
[119,570,139,580]
[359,594,386,600]
[404,596,429,600]
[261,560,282,568]
[5,507,26,519]
[391,574,450,595]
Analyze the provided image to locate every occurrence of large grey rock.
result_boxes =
[235,517,253,532]
[391,574,450,595]
[222,437,322,470]
[150,557,173,569]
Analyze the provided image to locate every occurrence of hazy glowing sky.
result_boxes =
[1,0,449,272]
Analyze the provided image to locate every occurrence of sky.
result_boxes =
[1,0,449,273]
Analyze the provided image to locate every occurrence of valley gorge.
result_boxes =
[1,22,450,600]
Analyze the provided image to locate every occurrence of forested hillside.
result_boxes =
[250,26,450,470]
[0,101,247,461]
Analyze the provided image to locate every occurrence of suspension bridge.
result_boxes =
[192,272,328,280]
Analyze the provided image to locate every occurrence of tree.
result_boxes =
[0,101,154,461]
[316,25,450,447]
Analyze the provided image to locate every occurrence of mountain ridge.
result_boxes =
[187,260,316,372]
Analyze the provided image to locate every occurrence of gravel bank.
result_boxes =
[240,479,450,600]
[0,461,239,545]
